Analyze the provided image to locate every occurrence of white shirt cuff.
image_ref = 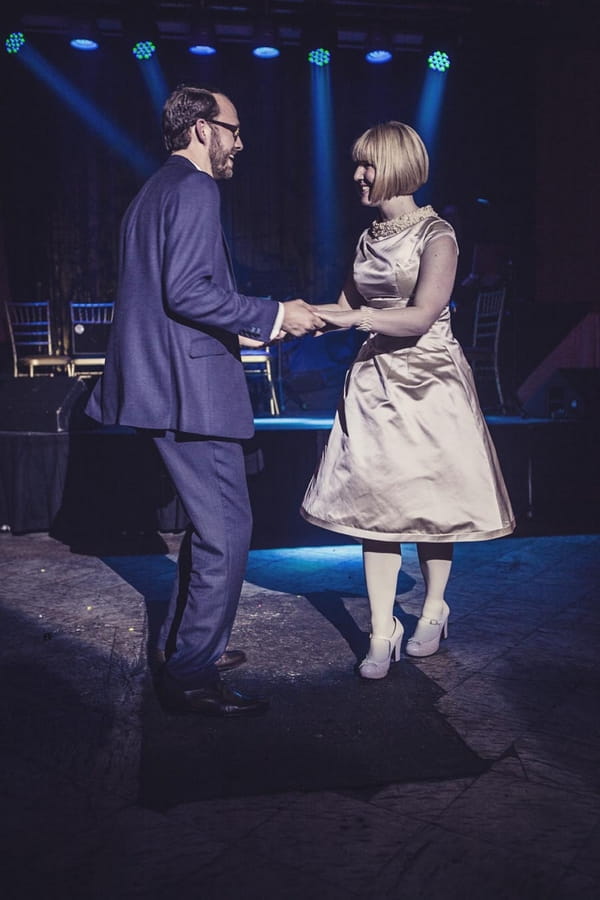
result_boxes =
[269,302,285,340]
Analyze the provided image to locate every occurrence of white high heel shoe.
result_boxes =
[406,601,450,658]
[358,616,404,680]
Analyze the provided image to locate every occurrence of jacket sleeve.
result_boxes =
[161,173,278,340]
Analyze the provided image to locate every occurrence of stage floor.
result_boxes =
[1,529,599,898]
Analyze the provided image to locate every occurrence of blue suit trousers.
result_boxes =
[153,431,252,687]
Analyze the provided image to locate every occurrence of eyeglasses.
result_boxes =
[207,119,240,140]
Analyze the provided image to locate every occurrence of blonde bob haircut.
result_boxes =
[351,121,429,204]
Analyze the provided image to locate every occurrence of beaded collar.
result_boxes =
[368,205,438,241]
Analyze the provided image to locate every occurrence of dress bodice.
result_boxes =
[353,214,458,353]
[354,215,457,305]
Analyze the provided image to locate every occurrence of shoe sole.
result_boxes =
[405,646,442,658]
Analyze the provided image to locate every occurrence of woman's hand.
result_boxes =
[239,335,266,348]
[310,306,361,333]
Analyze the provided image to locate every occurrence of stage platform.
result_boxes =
[0,410,598,545]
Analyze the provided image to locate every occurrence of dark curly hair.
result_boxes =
[162,84,223,152]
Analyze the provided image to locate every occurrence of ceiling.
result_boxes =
[8,1,565,52]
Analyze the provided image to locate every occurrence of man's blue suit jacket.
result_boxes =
[87,155,279,439]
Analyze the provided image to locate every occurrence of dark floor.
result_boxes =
[1,531,599,899]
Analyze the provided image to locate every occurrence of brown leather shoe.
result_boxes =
[215,649,247,672]
[159,675,269,718]
[153,648,247,673]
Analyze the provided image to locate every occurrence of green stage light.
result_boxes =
[308,47,330,66]
[132,40,156,61]
[5,31,25,55]
[427,50,451,72]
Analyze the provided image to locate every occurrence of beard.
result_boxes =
[209,127,233,180]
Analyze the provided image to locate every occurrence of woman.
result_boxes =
[300,121,515,679]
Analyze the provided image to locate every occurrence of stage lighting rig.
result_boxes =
[0,1,467,67]
[303,0,336,67]
[121,2,160,61]
[252,18,280,58]
[365,26,392,64]
[188,2,217,56]
[69,18,100,52]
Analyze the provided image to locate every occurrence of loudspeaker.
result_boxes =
[0,376,93,432]
[523,368,600,419]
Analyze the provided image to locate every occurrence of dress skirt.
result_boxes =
[301,320,515,543]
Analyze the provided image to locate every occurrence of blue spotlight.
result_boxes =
[415,58,449,203]
[308,47,330,66]
[310,62,341,299]
[366,49,392,64]
[132,40,156,61]
[11,42,157,177]
[427,50,451,72]
[416,69,447,149]
[253,45,279,59]
[136,54,169,121]
[189,43,216,56]
[5,31,25,55]
[70,38,99,51]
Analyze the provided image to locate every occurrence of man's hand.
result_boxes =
[281,299,325,337]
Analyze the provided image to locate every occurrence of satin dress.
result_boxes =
[301,211,515,543]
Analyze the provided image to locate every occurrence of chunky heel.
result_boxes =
[359,616,404,679]
[406,601,450,658]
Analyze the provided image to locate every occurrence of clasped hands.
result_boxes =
[282,299,364,337]
[241,299,362,349]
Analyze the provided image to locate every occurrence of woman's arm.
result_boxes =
[314,236,458,336]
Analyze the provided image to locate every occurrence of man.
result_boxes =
[86,84,322,717]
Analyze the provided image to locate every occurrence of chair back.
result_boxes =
[6,301,53,356]
[240,344,280,415]
[70,302,114,356]
[240,347,272,365]
[471,287,506,352]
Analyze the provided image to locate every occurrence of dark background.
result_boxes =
[0,0,598,396]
